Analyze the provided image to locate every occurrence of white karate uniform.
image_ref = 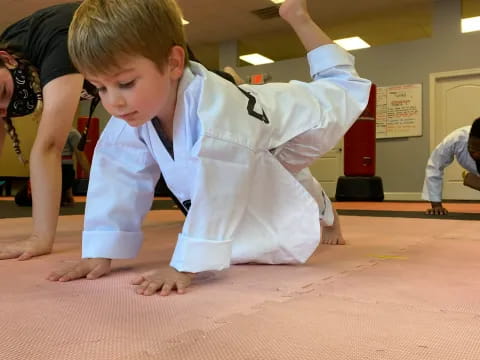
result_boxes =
[82,44,371,273]
[422,126,479,202]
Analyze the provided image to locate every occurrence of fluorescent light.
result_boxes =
[462,16,480,33]
[239,53,274,66]
[334,36,370,51]
[270,0,285,4]
[182,18,190,25]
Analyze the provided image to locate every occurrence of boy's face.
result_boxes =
[86,47,185,127]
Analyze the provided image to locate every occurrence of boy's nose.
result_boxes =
[110,94,127,109]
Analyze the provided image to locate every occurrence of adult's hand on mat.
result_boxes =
[0,235,53,260]
[131,266,195,296]
[425,202,448,215]
[47,258,112,282]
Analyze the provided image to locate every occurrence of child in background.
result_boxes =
[423,117,480,215]
[48,0,371,296]
[60,128,91,206]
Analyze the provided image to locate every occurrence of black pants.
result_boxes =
[61,164,75,194]
[14,164,76,207]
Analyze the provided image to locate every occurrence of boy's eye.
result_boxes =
[97,86,107,93]
[119,80,136,89]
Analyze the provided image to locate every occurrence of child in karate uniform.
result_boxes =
[423,117,480,215]
[48,0,371,296]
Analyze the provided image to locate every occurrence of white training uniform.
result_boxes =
[422,126,479,202]
[82,44,371,273]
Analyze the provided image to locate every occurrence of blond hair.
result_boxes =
[69,0,188,76]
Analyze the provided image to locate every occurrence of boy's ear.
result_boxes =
[168,45,185,80]
[0,51,18,69]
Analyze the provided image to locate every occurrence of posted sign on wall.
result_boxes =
[376,84,422,139]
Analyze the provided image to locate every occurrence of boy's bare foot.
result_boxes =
[223,66,245,85]
[279,0,310,25]
[321,209,345,245]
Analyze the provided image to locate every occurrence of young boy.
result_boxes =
[48,0,371,296]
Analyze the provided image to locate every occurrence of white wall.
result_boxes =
[224,0,480,197]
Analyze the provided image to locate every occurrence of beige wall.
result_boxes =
[227,0,480,197]
[0,102,109,178]
[0,115,39,177]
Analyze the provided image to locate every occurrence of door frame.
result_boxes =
[429,67,480,151]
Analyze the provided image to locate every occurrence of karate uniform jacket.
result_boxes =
[422,126,479,202]
[82,44,371,273]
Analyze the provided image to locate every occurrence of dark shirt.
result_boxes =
[151,117,174,159]
[0,2,81,88]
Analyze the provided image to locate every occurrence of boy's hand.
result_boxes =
[0,235,53,260]
[47,258,112,282]
[425,202,448,215]
[131,266,194,296]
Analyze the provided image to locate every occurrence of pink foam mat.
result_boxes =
[1,211,479,359]
[334,201,480,213]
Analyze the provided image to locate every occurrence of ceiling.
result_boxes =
[1,0,480,69]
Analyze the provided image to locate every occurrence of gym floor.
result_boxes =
[1,201,479,359]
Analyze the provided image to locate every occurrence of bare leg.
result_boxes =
[321,205,345,245]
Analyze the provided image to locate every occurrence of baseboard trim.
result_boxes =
[383,192,423,201]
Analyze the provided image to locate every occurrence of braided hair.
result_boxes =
[0,43,43,164]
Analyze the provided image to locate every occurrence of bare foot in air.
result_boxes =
[223,66,246,85]
[321,209,345,245]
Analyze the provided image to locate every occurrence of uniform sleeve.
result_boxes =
[421,135,457,202]
[303,44,371,154]
[242,44,372,153]
[82,118,160,259]
[169,136,254,273]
